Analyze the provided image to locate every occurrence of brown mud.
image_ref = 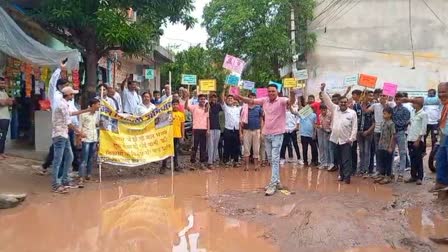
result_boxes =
[0,156,447,252]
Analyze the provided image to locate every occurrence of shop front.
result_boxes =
[0,7,80,153]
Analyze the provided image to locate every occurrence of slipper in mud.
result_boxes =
[280,190,291,196]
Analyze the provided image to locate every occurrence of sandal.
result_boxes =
[53,186,68,194]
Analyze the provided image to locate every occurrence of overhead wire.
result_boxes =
[322,0,362,27]
[314,0,351,26]
[314,0,353,28]
[421,0,448,30]
[312,0,342,22]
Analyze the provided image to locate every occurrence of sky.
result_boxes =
[160,0,211,52]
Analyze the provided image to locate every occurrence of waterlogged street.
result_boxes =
[0,157,447,252]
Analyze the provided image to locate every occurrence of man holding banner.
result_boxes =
[235,84,295,196]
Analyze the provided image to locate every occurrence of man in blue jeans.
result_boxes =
[430,82,448,192]
[51,87,90,193]
[236,84,295,196]
[392,92,411,182]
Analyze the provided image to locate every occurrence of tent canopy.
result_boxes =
[0,7,80,70]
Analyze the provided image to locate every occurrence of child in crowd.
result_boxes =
[151,90,162,105]
[79,98,101,185]
[299,108,318,166]
[318,104,335,170]
[374,106,395,184]
[161,99,185,173]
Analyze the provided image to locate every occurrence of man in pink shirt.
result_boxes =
[236,84,295,196]
[185,93,209,169]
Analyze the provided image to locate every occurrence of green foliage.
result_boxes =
[161,46,227,91]
[34,0,196,57]
[203,0,316,86]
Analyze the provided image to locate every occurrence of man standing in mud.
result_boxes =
[320,83,358,184]
[236,84,295,196]
[430,82,448,192]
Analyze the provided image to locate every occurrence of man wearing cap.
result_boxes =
[37,61,81,174]
[0,76,14,160]
[51,86,90,193]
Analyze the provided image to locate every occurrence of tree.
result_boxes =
[161,45,226,91]
[203,0,316,85]
[33,0,195,97]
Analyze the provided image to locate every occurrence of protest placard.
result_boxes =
[256,88,268,98]
[242,80,255,90]
[382,82,398,97]
[199,79,216,92]
[293,69,308,80]
[283,78,297,88]
[358,74,377,88]
[298,105,313,118]
[229,86,240,96]
[225,74,240,86]
[269,81,283,92]
[344,74,358,87]
[181,74,197,85]
[223,54,246,74]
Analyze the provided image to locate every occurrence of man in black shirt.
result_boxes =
[207,94,222,169]
[357,91,375,176]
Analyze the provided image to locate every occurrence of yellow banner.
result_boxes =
[99,97,174,167]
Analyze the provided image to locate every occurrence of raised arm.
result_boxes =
[320,83,337,112]
[221,85,227,104]
[183,89,190,111]
[343,85,352,98]
[120,75,129,91]
[288,88,296,107]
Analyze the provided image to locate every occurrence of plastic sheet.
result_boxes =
[0,7,80,70]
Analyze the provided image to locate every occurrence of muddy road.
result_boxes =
[0,156,447,252]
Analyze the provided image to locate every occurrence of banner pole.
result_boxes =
[169,71,174,195]
[99,85,104,183]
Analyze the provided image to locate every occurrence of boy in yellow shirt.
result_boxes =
[161,99,185,173]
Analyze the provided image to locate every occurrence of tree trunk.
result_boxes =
[81,39,100,108]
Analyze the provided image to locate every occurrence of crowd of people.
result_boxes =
[15,61,447,196]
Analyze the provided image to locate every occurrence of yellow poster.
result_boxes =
[99,98,174,167]
[199,79,217,91]
[283,78,297,88]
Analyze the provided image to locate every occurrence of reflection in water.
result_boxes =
[407,208,448,239]
[0,165,395,252]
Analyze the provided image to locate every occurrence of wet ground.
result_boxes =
[0,156,448,252]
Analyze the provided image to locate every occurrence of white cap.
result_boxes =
[61,86,79,95]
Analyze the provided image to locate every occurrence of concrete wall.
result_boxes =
[306,0,448,96]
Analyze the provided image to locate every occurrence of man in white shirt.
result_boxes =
[161,83,171,102]
[221,85,243,166]
[0,76,14,160]
[404,98,428,185]
[423,89,441,154]
[280,108,301,165]
[136,92,156,116]
[39,62,81,174]
[120,76,142,114]
[321,83,358,184]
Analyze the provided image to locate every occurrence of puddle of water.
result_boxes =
[0,165,393,252]
[342,247,408,252]
[406,207,448,241]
